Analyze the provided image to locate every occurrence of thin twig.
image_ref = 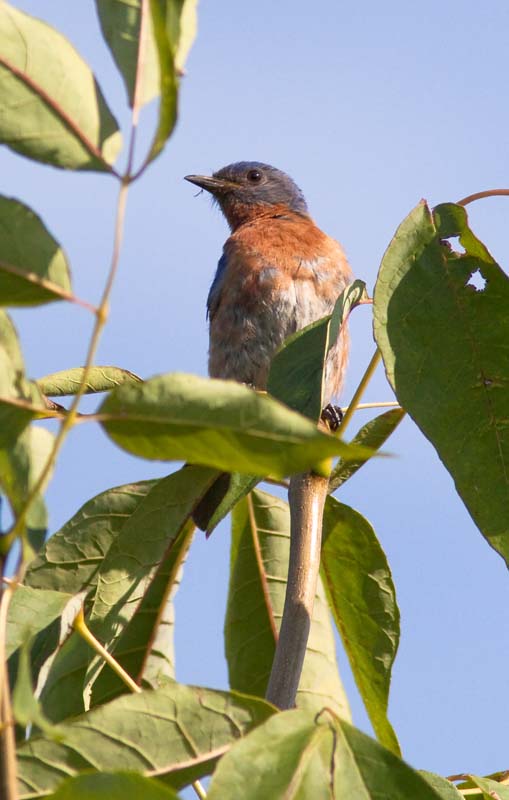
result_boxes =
[457,188,509,207]
[336,349,382,437]
[0,581,17,800]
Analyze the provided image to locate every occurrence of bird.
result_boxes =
[185,161,353,425]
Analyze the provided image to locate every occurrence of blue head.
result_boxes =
[185,161,309,230]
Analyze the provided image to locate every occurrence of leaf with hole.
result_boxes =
[374,201,509,565]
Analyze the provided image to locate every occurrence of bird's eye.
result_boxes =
[247,169,262,183]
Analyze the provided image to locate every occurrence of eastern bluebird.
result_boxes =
[185,162,353,420]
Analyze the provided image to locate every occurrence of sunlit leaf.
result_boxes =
[0,2,121,171]
[12,637,63,737]
[374,202,509,565]
[321,496,400,754]
[0,196,72,306]
[329,408,405,492]
[99,372,370,479]
[467,775,509,799]
[207,709,442,800]
[37,366,142,397]
[16,684,275,798]
[268,280,367,421]
[420,772,464,799]
[226,489,350,718]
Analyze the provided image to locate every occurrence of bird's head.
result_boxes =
[185,161,309,230]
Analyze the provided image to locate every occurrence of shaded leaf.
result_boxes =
[226,489,350,718]
[0,196,72,306]
[12,637,63,737]
[0,311,45,449]
[37,366,142,397]
[38,467,215,722]
[0,425,54,537]
[25,480,157,594]
[0,2,121,171]
[47,772,182,800]
[373,202,509,564]
[268,280,367,421]
[16,683,275,798]
[99,372,369,479]
[329,408,405,492]
[193,472,259,534]
[321,496,400,754]
[6,585,73,659]
[207,709,442,800]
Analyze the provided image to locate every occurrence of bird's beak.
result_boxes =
[184,174,236,194]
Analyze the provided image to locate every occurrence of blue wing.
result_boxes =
[207,252,227,320]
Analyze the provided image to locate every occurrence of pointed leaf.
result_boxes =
[329,408,405,492]
[321,496,400,754]
[0,2,121,171]
[267,280,367,421]
[0,196,72,306]
[374,201,509,564]
[99,372,370,478]
[16,684,275,798]
[226,489,350,718]
[47,772,182,800]
[37,366,142,397]
[193,472,259,534]
[468,776,509,799]
[12,637,63,737]
[207,709,442,800]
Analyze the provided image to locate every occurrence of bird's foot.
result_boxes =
[321,404,343,432]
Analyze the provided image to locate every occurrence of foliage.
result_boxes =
[0,2,507,799]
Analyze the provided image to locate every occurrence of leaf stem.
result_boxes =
[457,188,509,206]
[336,349,382,437]
[73,609,141,694]
[0,260,97,313]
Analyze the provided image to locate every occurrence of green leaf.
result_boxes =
[37,366,142,397]
[0,425,54,536]
[12,637,63,738]
[468,775,509,799]
[329,408,405,492]
[207,709,442,800]
[373,201,509,565]
[90,518,195,706]
[47,772,182,800]
[267,280,367,421]
[0,196,72,306]
[38,467,215,722]
[0,2,121,171]
[16,684,275,798]
[25,480,156,593]
[99,372,370,479]
[226,489,350,718]
[0,311,45,450]
[321,496,400,754]
[6,585,73,659]
[420,772,464,799]
[95,0,162,107]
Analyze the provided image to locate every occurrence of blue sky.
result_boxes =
[3,0,509,780]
